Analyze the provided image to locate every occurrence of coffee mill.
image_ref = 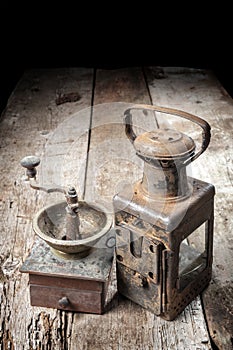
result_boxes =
[20,156,115,314]
[113,104,215,320]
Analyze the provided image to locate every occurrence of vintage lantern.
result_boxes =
[113,104,215,320]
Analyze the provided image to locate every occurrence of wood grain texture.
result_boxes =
[0,67,94,349]
[83,67,212,349]
[146,66,233,350]
[1,65,231,349]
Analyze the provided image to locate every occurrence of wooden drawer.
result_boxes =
[21,237,115,314]
[30,284,104,314]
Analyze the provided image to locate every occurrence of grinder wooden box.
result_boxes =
[20,237,115,314]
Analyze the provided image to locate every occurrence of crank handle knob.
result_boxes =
[20,155,40,179]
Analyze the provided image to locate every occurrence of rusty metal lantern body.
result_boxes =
[113,105,215,320]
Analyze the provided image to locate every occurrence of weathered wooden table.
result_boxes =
[0,66,232,350]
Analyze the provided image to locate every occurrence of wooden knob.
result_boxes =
[20,156,40,178]
[58,296,70,308]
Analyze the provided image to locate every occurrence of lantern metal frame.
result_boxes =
[113,104,215,320]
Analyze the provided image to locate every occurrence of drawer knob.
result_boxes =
[58,296,70,308]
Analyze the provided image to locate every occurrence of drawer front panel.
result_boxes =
[30,284,104,314]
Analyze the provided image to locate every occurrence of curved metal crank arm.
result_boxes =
[28,177,67,194]
[20,155,79,207]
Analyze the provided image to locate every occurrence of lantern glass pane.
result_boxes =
[179,222,207,289]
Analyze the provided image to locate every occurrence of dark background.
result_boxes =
[0,4,232,114]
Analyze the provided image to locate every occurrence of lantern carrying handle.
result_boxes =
[124,104,211,165]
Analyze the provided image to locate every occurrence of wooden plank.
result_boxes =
[84,67,156,207]
[2,66,231,349]
[83,67,212,350]
[145,66,233,350]
[0,67,94,349]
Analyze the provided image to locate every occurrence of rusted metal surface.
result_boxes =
[124,104,211,164]
[114,104,215,320]
[32,200,113,258]
[20,155,113,258]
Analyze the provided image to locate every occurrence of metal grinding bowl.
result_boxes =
[33,200,113,259]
